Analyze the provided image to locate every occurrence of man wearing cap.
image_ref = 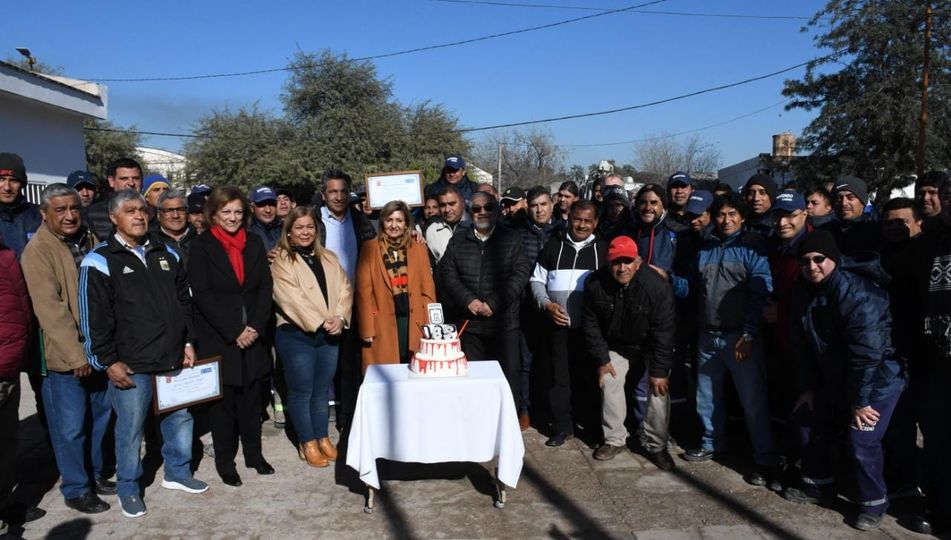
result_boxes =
[743,174,777,237]
[20,184,112,514]
[424,155,479,203]
[0,153,42,259]
[531,200,605,445]
[685,191,778,489]
[186,192,208,234]
[597,186,634,242]
[141,174,169,211]
[425,184,470,264]
[151,189,197,266]
[499,187,527,219]
[764,190,812,430]
[83,157,144,241]
[821,175,881,255]
[67,171,98,207]
[666,171,694,233]
[248,186,283,253]
[437,191,530,411]
[275,188,296,220]
[784,230,905,532]
[582,236,676,468]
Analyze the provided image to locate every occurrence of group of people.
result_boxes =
[0,149,948,534]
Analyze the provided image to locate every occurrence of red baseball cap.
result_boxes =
[607,236,639,262]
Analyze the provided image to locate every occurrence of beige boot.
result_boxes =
[302,440,329,468]
[317,437,338,461]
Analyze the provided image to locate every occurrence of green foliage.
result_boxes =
[185,50,470,191]
[84,119,142,183]
[783,0,951,194]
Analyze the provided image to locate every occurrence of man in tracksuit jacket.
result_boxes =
[79,189,208,519]
[583,235,677,469]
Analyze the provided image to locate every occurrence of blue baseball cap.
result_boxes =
[667,171,692,188]
[66,170,97,190]
[444,155,466,170]
[683,190,713,216]
[190,183,212,195]
[771,190,806,214]
[250,186,277,204]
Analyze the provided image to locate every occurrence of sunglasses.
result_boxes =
[470,203,497,214]
[797,255,827,266]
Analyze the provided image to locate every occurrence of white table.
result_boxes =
[346,361,525,511]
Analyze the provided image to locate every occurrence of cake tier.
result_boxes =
[409,353,468,378]
[418,338,462,358]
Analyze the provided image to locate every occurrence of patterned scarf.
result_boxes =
[924,231,951,360]
[381,239,410,316]
[210,224,247,285]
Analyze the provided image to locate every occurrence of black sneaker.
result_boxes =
[746,466,782,491]
[683,448,715,462]
[647,449,676,471]
[783,486,825,504]
[903,513,932,535]
[95,478,117,496]
[64,492,110,514]
[545,432,573,447]
[853,511,884,531]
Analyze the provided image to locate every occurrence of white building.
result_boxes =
[0,61,107,201]
[136,146,189,187]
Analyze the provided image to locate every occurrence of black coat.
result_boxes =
[437,225,530,334]
[188,231,274,387]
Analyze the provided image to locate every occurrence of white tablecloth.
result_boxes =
[346,361,525,490]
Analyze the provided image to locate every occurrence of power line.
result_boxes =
[84,55,821,142]
[433,0,814,21]
[85,0,668,83]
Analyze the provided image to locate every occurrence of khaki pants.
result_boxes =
[601,351,670,452]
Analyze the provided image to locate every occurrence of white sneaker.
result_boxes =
[161,478,210,494]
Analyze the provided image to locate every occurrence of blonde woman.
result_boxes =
[356,201,436,372]
[271,207,352,468]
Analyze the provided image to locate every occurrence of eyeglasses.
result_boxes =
[797,255,827,266]
[470,203,497,214]
[159,206,187,214]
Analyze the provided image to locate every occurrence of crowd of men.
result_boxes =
[0,149,949,534]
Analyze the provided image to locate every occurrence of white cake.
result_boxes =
[409,303,468,378]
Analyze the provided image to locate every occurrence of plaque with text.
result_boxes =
[152,356,223,414]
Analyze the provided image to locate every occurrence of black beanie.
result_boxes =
[796,230,842,266]
[744,173,777,201]
[0,153,26,183]
[832,175,868,204]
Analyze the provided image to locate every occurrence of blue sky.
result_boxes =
[8,0,831,171]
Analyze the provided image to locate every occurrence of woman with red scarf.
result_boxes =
[188,186,274,487]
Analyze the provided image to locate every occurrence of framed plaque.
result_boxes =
[152,356,224,414]
[365,170,424,209]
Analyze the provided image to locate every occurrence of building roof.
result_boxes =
[0,60,107,119]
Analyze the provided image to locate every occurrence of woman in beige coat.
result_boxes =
[271,207,352,468]
[356,200,436,372]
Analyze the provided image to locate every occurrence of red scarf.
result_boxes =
[210,224,247,285]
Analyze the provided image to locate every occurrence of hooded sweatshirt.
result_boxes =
[530,230,607,329]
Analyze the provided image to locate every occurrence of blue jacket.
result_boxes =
[248,216,283,252]
[0,197,42,259]
[792,255,905,408]
[691,230,772,335]
[631,212,677,272]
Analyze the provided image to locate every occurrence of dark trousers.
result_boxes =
[462,330,521,409]
[883,374,922,491]
[0,379,19,503]
[334,328,362,430]
[921,368,951,518]
[795,391,901,514]
[547,325,595,434]
[210,380,264,476]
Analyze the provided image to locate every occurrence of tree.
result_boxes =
[633,134,721,183]
[472,128,568,190]
[783,0,951,195]
[84,119,142,183]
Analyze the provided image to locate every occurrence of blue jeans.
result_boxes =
[274,325,338,442]
[696,330,775,465]
[109,373,194,497]
[42,370,111,499]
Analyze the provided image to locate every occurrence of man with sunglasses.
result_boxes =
[784,230,905,532]
[437,191,531,410]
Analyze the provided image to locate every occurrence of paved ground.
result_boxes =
[4,374,937,539]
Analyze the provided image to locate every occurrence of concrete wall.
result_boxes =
[0,92,87,186]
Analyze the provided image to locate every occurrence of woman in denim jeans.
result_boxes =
[271,207,353,467]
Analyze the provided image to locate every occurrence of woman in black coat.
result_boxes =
[188,186,274,486]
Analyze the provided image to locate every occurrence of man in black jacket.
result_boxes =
[583,236,677,469]
[82,157,143,242]
[438,191,531,409]
[79,189,208,519]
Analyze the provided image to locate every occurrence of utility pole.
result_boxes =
[497,142,503,193]
[917,3,932,176]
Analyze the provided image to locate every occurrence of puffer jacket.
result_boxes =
[0,241,30,377]
[819,214,882,256]
[791,254,906,408]
[437,224,530,334]
[0,197,42,258]
[631,212,677,272]
[582,264,676,375]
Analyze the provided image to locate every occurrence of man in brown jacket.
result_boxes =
[21,184,113,514]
